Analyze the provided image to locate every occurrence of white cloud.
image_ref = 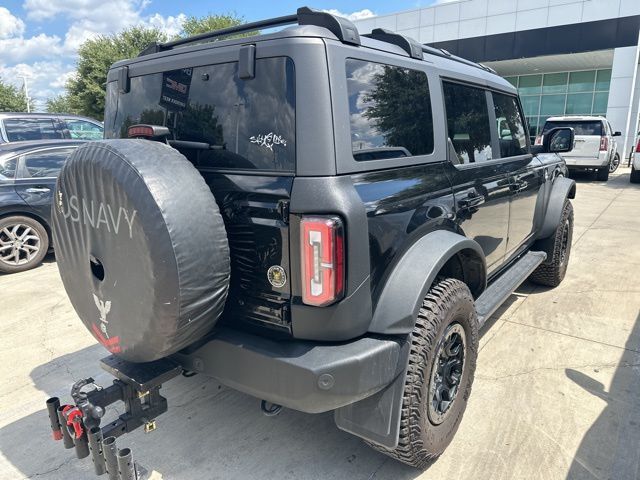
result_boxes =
[0,34,64,63]
[0,61,76,110]
[143,13,187,38]
[0,7,26,39]
[322,9,376,21]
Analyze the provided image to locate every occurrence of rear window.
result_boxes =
[105,57,295,172]
[543,120,603,136]
[346,59,434,161]
[3,118,64,142]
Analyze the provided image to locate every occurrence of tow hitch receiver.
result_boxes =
[46,355,181,478]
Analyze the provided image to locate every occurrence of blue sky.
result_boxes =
[0,0,436,111]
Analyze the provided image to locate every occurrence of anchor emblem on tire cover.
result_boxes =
[91,294,121,353]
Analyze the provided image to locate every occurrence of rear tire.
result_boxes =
[373,278,478,468]
[609,154,620,173]
[596,167,609,181]
[0,216,49,274]
[631,165,640,184]
[530,201,573,287]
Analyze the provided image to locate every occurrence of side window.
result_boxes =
[65,120,103,140]
[19,148,75,179]
[492,92,528,158]
[346,59,434,161]
[3,118,64,142]
[443,82,492,164]
[0,158,17,180]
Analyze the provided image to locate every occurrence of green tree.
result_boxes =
[0,78,32,112]
[180,13,253,37]
[65,27,167,120]
[46,94,78,114]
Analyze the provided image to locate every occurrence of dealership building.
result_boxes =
[353,0,640,159]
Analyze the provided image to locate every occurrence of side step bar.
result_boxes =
[475,251,546,328]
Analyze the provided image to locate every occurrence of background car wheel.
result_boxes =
[609,154,620,173]
[0,216,49,274]
[596,167,609,181]
[530,201,574,287]
[372,278,479,469]
[631,165,640,184]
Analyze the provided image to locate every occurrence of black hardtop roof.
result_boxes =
[0,139,87,154]
[109,6,512,91]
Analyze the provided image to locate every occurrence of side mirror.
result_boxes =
[613,131,622,137]
[545,127,574,153]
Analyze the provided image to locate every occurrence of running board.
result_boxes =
[476,251,546,328]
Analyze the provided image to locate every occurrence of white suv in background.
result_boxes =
[631,132,640,183]
[537,116,621,181]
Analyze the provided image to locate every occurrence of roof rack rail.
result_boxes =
[421,45,494,73]
[138,6,360,57]
[364,29,423,59]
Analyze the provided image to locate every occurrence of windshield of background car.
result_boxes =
[543,121,603,136]
[4,118,65,142]
[105,57,295,172]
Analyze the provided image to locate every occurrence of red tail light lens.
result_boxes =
[127,125,155,138]
[535,136,542,145]
[636,138,640,152]
[600,136,608,151]
[300,216,344,307]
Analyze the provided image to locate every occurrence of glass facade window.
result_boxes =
[505,68,611,140]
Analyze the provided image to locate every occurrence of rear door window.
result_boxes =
[3,118,64,142]
[492,92,528,157]
[18,148,76,179]
[107,57,295,172]
[346,59,434,161]
[543,121,603,136]
[0,157,17,180]
[443,82,492,164]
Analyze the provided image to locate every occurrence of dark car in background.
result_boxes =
[0,113,103,143]
[0,140,85,273]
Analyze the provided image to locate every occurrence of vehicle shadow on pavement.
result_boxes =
[0,344,426,480]
[564,311,640,480]
[569,169,630,190]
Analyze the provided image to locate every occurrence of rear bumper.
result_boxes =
[172,327,406,414]
[564,155,608,168]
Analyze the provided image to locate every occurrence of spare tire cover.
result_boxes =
[52,140,230,362]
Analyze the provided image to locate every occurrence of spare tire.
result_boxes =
[52,140,230,362]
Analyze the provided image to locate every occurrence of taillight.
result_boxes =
[636,138,640,153]
[600,136,608,151]
[535,136,542,145]
[300,216,345,307]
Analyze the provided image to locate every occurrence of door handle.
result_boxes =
[458,192,485,208]
[510,181,528,193]
[25,187,51,193]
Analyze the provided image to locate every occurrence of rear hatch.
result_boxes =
[543,120,602,159]
[104,57,296,335]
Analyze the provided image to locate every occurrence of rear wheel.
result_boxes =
[374,278,478,468]
[0,216,49,274]
[596,167,609,181]
[631,165,640,184]
[530,201,573,287]
[609,154,620,173]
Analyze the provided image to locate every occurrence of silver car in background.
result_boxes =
[537,115,621,181]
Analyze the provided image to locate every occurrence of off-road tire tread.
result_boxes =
[369,278,478,469]
[530,201,573,287]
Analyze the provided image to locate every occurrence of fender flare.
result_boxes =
[369,230,486,335]
[536,176,576,240]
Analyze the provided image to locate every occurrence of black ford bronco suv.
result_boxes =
[45,7,577,475]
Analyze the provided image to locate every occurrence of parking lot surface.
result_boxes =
[1,168,639,480]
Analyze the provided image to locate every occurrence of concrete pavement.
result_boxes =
[1,168,638,480]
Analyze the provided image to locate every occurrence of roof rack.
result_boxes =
[138,6,360,57]
[421,45,495,74]
[364,29,423,59]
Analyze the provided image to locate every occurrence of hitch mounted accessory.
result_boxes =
[45,355,181,478]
